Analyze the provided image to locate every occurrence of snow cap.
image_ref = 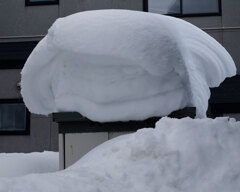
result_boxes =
[21,10,236,122]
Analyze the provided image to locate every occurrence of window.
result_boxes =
[25,0,59,6]
[0,41,39,69]
[145,0,221,17]
[0,100,30,135]
[148,0,181,15]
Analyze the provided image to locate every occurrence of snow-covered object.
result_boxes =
[21,10,236,122]
[0,151,58,178]
[1,117,240,191]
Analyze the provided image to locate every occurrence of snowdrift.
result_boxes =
[1,117,240,192]
[21,10,236,122]
[0,151,58,178]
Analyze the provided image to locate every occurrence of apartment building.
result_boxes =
[0,0,239,153]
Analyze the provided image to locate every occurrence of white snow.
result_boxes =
[0,117,240,192]
[0,151,58,178]
[21,10,236,122]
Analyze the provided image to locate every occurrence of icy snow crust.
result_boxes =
[21,10,236,121]
[0,151,58,178]
[1,117,240,192]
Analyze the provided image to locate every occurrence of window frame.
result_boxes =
[143,0,222,17]
[25,0,59,6]
[0,99,30,136]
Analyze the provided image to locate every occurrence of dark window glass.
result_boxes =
[147,0,221,16]
[0,103,26,132]
[182,0,219,14]
[29,0,56,2]
[25,0,59,6]
[148,0,180,15]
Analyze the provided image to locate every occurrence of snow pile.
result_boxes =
[1,117,240,192]
[0,151,58,178]
[21,10,236,122]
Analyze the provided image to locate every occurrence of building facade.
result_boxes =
[0,0,239,154]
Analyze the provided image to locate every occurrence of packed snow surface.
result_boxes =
[1,117,240,192]
[0,151,58,178]
[21,10,236,122]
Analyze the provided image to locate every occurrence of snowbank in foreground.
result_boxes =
[1,118,240,192]
[0,151,58,178]
[21,10,236,122]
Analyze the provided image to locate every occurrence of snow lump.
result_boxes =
[0,117,240,192]
[21,10,236,122]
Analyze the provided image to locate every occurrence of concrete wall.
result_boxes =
[0,0,58,36]
[0,0,142,36]
[0,114,58,153]
[0,69,58,153]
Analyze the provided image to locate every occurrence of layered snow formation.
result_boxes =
[0,151,58,178]
[1,117,240,192]
[21,10,236,122]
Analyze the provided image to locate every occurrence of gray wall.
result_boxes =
[0,0,58,36]
[0,70,58,153]
[0,114,58,153]
[0,0,142,36]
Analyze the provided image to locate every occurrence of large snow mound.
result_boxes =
[1,117,240,192]
[21,10,236,122]
[0,151,58,178]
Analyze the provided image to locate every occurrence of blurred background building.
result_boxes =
[0,0,239,153]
